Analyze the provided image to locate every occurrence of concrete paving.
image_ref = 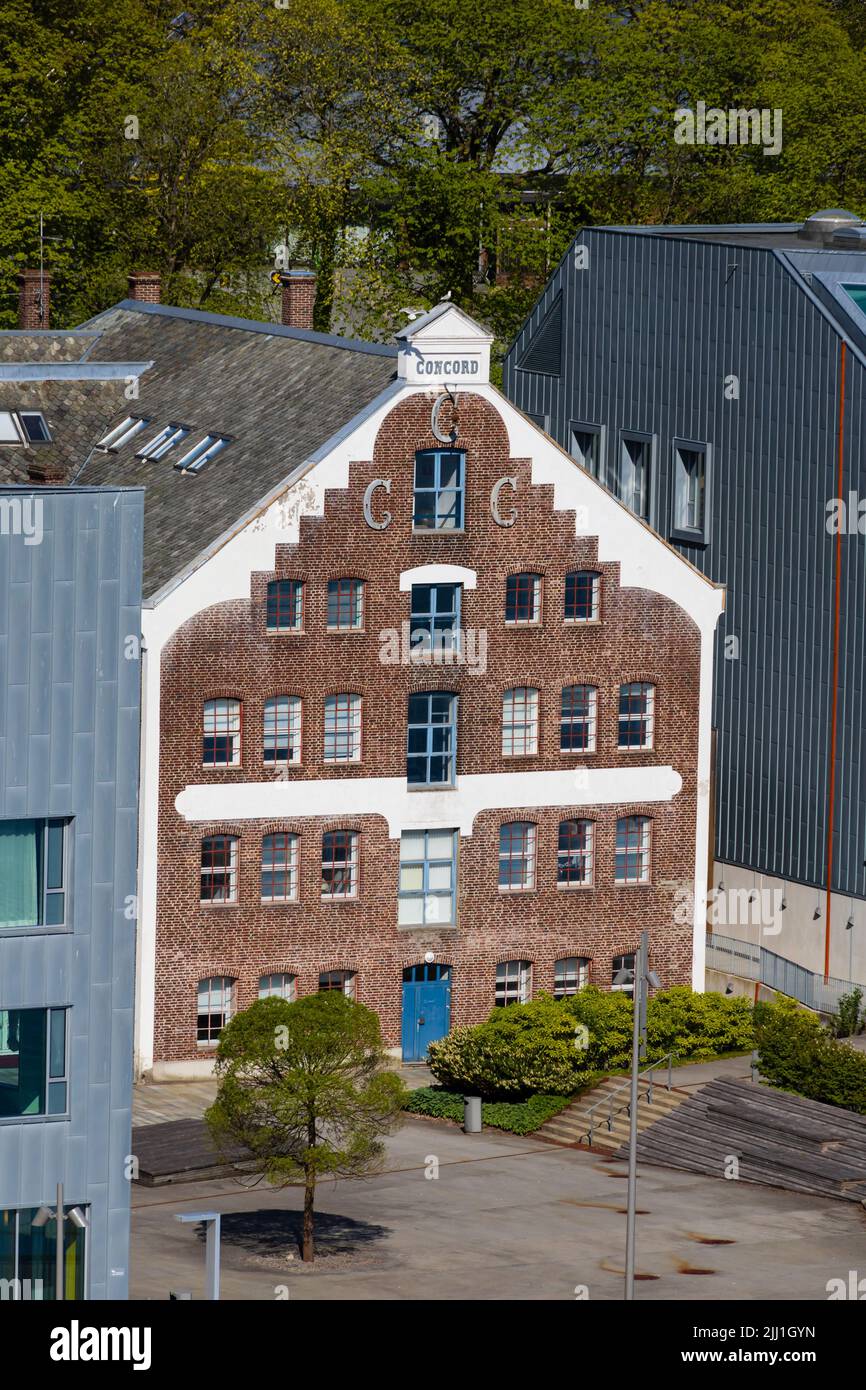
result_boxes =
[130,1115,866,1301]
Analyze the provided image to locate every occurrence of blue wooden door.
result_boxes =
[401,965,451,1061]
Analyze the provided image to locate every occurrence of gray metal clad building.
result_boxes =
[0,486,143,1300]
[503,210,866,982]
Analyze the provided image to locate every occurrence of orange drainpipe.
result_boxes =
[825,341,846,981]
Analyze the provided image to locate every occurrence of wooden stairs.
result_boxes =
[620,1077,866,1203]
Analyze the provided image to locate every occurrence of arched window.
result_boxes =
[495,960,532,1007]
[498,822,536,891]
[318,970,356,998]
[266,579,304,632]
[560,685,597,752]
[202,698,241,766]
[614,817,651,884]
[261,833,299,903]
[197,977,235,1044]
[557,820,594,887]
[263,696,301,765]
[554,957,590,998]
[258,973,297,1001]
[200,835,238,902]
[564,571,600,623]
[502,687,539,756]
[324,694,362,762]
[618,683,655,749]
[505,572,542,625]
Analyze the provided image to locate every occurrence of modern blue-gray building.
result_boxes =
[504,209,866,987]
[0,485,142,1300]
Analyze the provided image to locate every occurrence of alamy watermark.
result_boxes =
[0,495,43,546]
[379,623,487,676]
[674,102,783,157]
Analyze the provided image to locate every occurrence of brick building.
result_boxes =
[0,294,723,1076]
[146,304,722,1074]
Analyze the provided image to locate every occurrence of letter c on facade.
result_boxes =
[364,478,392,529]
[491,476,518,526]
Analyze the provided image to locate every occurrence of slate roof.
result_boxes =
[0,302,397,599]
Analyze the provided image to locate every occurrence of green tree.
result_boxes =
[205,992,407,1263]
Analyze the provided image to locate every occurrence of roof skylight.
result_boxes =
[97,416,150,451]
[137,424,191,461]
[174,435,230,473]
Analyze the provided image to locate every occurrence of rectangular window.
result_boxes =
[554,957,589,998]
[0,1008,68,1118]
[618,682,655,749]
[570,424,602,478]
[413,449,465,531]
[318,970,356,997]
[266,580,303,632]
[261,833,299,903]
[502,687,539,756]
[96,416,149,451]
[263,696,301,765]
[673,441,708,539]
[495,960,532,1007]
[324,694,362,762]
[505,573,542,625]
[564,571,600,623]
[560,686,597,752]
[498,822,536,891]
[202,698,241,766]
[321,831,358,899]
[614,818,651,885]
[0,1204,86,1299]
[174,435,229,473]
[410,583,461,654]
[407,692,457,785]
[200,836,238,902]
[136,423,190,460]
[197,977,234,1044]
[0,819,67,930]
[612,953,636,993]
[557,820,594,887]
[19,412,51,444]
[617,434,652,520]
[398,829,457,927]
[327,578,364,631]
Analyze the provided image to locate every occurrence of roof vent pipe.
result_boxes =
[800,209,863,247]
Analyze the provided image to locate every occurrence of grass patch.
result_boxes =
[404,1086,576,1134]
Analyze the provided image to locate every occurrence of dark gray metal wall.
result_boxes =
[0,487,143,1298]
[504,229,866,900]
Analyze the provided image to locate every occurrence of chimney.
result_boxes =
[18,269,51,329]
[128,271,161,304]
[280,269,317,331]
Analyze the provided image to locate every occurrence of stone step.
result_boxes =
[538,1076,687,1150]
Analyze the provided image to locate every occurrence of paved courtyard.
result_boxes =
[130,1115,866,1301]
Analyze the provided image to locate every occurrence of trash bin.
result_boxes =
[463,1095,482,1133]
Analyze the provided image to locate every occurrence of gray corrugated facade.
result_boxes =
[0,486,143,1299]
[503,226,866,903]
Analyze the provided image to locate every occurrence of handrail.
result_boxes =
[581,1052,677,1147]
[706,931,863,1016]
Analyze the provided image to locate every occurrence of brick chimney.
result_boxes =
[280,269,317,331]
[128,271,161,304]
[18,269,51,329]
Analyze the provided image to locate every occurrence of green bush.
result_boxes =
[831,988,865,1039]
[427,993,597,1098]
[755,999,866,1113]
[404,1086,573,1134]
[644,985,754,1062]
[427,986,754,1100]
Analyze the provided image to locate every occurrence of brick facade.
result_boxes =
[154,392,703,1063]
[280,271,317,330]
[17,270,50,329]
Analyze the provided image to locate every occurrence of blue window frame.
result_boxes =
[0,1007,68,1118]
[0,819,67,931]
[398,829,457,926]
[409,583,461,653]
[413,450,465,531]
[406,692,457,785]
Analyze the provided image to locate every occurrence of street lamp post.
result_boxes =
[622,931,661,1301]
[33,1183,89,1300]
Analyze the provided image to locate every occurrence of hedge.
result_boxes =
[426,986,754,1100]
[404,1086,574,1134]
[755,999,866,1113]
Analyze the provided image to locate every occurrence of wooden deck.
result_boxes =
[133,1119,252,1186]
[622,1078,866,1203]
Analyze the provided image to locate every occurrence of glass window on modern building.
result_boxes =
[0,818,67,929]
[0,1007,68,1117]
[672,441,708,540]
[0,1205,86,1299]
[617,434,652,520]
